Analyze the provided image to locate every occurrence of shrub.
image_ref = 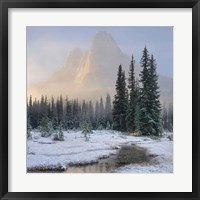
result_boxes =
[81,120,93,141]
[53,125,64,141]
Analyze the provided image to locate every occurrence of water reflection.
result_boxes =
[66,145,149,173]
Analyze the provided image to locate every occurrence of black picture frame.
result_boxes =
[0,0,199,199]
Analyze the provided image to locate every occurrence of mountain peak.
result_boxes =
[91,31,118,50]
[28,31,172,105]
[93,31,114,40]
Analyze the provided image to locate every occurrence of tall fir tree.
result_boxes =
[28,95,33,128]
[31,98,40,129]
[95,101,100,128]
[65,98,73,129]
[161,104,168,131]
[40,112,51,137]
[99,97,104,119]
[72,99,80,129]
[98,97,105,129]
[137,46,151,135]
[57,95,63,124]
[137,47,162,136]
[112,65,128,131]
[126,55,137,132]
[105,93,112,125]
[51,97,59,129]
[88,100,95,128]
[148,54,162,135]
[134,80,141,133]
[167,103,173,132]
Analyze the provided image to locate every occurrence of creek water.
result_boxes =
[65,145,150,173]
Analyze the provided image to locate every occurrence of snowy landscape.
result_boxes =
[27,27,173,173]
[27,130,173,173]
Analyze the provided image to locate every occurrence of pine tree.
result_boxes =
[99,97,104,118]
[161,104,168,131]
[105,93,112,125]
[95,101,100,129]
[27,117,32,139]
[126,56,137,132]
[88,100,95,129]
[98,97,105,129]
[51,97,59,129]
[28,95,33,126]
[168,104,173,132]
[40,113,51,137]
[137,47,151,135]
[31,98,40,129]
[72,99,80,129]
[148,54,162,135]
[53,123,64,141]
[65,98,73,129]
[113,65,128,131]
[133,80,141,133]
[56,95,63,124]
[81,120,92,141]
[82,100,87,118]
[137,47,162,136]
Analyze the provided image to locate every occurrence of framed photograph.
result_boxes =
[0,0,199,199]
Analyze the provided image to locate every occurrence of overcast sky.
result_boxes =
[27,26,173,85]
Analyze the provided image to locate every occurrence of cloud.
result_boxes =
[27,63,53,86]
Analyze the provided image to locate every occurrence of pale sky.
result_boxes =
[27,26,173,85]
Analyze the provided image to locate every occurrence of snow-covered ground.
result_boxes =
[27,130,173,173]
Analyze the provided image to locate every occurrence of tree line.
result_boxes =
[27,94,113,132]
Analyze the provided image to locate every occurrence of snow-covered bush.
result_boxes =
[97,124,103,130]
[41,131,51,137]
[53,124,64,141]
[53,130,64,141]
[27,118,32,139]
[81,120,93,141]
[40,114,53,137]
[106,121,111,130]
[167,134,173,141]
[27,129,32,139]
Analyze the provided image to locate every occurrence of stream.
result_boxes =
[66,144,154,173]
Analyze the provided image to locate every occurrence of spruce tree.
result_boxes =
[99,97,104,119]
[98,97,105,129]
[31,98,40,129]
[168,104,173,132]
[137,47,151,135]
[105,93,112,125]
[65,99,73,129]
[126,56,137,132]
[28,96,33,126]
[138,47,162,136]
[95,101,100,129]
[148,54,162,135]
[133,80,141,134]
[81,119,92,141]
[51,97,59,130]
[56,95,63,124]
[161,104,168,131]
[53,123,64,141]
[40,113,51,137]
[113,65,128,132]
[88,100,95,129]
[27,117,32,139]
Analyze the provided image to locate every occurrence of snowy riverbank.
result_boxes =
[27,130,173,173]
